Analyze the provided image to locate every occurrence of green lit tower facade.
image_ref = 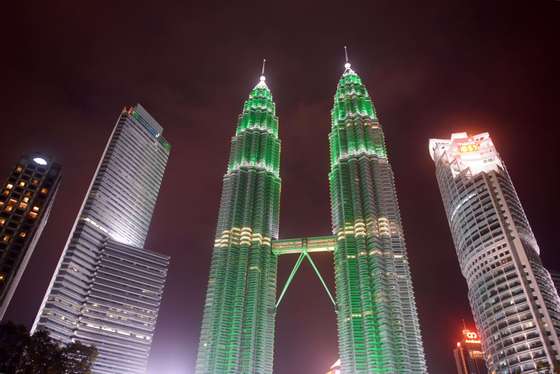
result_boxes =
[195,73,280,374]
[195,61,428,374]
[329,62,427,373]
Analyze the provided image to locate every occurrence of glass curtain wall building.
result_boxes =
[430,132,560,373]
[195,64,429,374]
[329,62,428,373]
[33,104,171,374]
[195,74,280,374]
[0,153,61,320]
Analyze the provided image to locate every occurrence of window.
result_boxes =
[32,206,40,212]
[6,183,13,189]
[18,232,27,238]
[40,187,48,195]
[28,211,38,219]
[18,181,26,187]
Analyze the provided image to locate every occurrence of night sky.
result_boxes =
[2,1,559,373]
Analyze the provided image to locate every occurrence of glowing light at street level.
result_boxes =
[33,157,48,165]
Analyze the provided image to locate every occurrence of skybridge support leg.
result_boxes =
[275,252,306,308]
[305,252,337,309]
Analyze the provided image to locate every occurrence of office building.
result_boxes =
[195,60,429,374]
[453,325,487,374]
[430,132,560,373]
[0,153,61,320]
[329,61,428,372]
[33,104,171,374]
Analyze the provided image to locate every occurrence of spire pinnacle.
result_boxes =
[260,58,266,83]
[344,46,351,70]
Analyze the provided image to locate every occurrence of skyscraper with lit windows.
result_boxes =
[33,104,171,374]
[329,61,427,373]
[195,61,428,374]
[0,153,61,321]
[430,132,560,373]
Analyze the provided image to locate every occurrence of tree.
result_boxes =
[60,341,97,374]
[0,322,97,374]
[0,321,29,373]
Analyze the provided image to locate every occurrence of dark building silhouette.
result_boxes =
[0,153,61,320]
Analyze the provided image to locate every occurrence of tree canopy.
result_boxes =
[0,322,97,374]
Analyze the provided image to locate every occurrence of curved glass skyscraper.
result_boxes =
[430,132,560,373]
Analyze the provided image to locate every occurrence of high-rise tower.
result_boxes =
[195,60,429,374]
[0,153,61,320]
[430,132,560,373]
[329,61,428,373]
[453,325,487,374]
[33,104,171,374]
[195,73,281,374]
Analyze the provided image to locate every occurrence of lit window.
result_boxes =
[18,232,27,238]
[0,273,5,282]
[23,197,30,203]
[18,181,26,187]
[18,202,28,209]
[28,211,38,219]
[6,183,13,189]
[0,218,5,226]
[32,206,40,212]
[2,190,9,197]
[31,179,39,186]
[40,187,48,194]
[4,206,13,213]
[15,166,23,173]
[2,235,10,242]
[8,198,17,205]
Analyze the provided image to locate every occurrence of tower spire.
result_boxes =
[344,46,351,70]
[257,58,268,88]
[260,58,266,83]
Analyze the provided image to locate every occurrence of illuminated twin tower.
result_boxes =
[195,60,428,373]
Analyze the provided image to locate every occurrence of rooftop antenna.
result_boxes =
[260,58,266,83]
[344,46,351,70]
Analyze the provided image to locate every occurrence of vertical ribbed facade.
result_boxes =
[329,65,427,373]
[32,104,171,374]
[430,132,560,373]
[195,76,280,374]
[0,154,61,320]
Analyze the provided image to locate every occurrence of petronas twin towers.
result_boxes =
[195,61,428,374]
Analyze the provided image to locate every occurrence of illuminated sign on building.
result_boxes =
[454,325,488,374]
[429,132,503,179]
[462,329,481,345]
